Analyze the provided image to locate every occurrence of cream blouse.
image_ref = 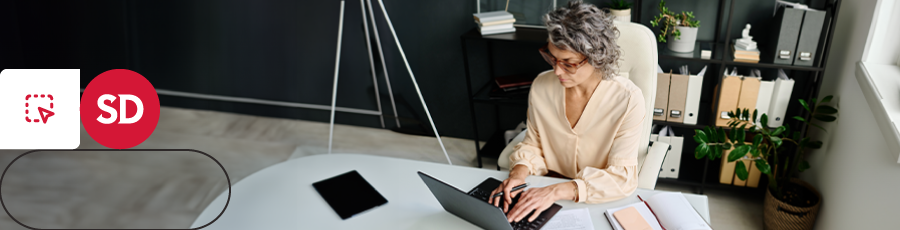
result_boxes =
[510,70,645,204]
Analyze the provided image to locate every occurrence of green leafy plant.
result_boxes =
[608,0,632,10]
[692,96,837,198]
[649,0,700,43]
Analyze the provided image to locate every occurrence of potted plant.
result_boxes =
[693,96,838,230]
[650,0,700,53]
[608,0,632,22]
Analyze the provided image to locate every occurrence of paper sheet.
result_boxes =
[644,193,712,230]
[542,208,595,230]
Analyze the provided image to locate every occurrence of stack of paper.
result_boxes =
[473,11,516,35]
[733,44,760,63]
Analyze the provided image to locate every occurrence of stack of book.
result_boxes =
[489,74,532,99]
[494,74,532,92]
[473,11,516,35]
[733,44,760,63]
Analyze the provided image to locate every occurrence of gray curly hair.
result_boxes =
[544,0,620,80]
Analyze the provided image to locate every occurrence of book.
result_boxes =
[494,74,534,89]
[614,206,654,230]
[473,11,514,23]
[733,58,760,63]
[733,53,760,60]
[732,45,760,55]
[604,192,711,230]
[480,26,516,35]
[479,18,516,27]
[479,23,514,32]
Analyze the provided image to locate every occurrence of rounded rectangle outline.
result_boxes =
[0,149,231,230]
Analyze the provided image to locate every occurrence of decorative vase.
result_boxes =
[763,179,822,230]
[610,8,631,22]
[667,26,698,53]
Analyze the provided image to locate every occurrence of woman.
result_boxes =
[489,0,646,223]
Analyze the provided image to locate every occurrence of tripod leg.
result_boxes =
[328,0,346,154]
[366,0,401,128]
[360,0,385,128]
[375,0,451,165]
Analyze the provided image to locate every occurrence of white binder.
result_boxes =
[683,68,706,125]
[755,80,775,127]
[656,126,682,179]
[767,73,795,127]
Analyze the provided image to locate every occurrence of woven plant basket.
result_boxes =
[763,179,821,230]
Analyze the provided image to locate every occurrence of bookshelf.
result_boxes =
[460,0,842,194]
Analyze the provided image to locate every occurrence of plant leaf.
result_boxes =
[714,145,723,159]
[793,132,801,141]
[770,136,783,148]
[799,99,810,112]
[810,123,827,132]
[705,127,717,142]
[793,116,807,123]
[817,105,838,114]
[798,160,811,172]
[752,109,758,124]
[693,133,704,144]
[723,142,732,150]
[814,114,837,122]
[695,144,709,159]
[809,140,823,149]
[737,124,747,142]
[821,95,833,103]
[695,130,709,143]
[771,126,786,136]
[729,145,751,162]
[755,159,771,174]
[735,161,749,181]
[730,126,738,142]
[753,134,763,147]
[717,127,727,144]
[761,114,769,128]
[741,109,750,121]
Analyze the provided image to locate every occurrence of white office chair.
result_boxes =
[496,21,668,190]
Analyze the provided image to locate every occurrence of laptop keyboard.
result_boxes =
[468,187,493,201]
[467,178,560,230]
[511,218,546,230]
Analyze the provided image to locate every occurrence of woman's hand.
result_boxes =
[490,165,530,212]
[506,181,577,222]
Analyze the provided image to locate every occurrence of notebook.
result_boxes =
[604,192,711,230]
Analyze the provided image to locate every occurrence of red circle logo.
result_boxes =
[80,69,160,149]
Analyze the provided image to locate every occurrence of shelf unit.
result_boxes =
[460,0,842,194]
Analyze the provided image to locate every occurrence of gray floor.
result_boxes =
[0,107,763,229]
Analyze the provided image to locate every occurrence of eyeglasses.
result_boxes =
[538,44,589,74]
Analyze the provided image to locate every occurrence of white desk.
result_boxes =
[192,154,709,229]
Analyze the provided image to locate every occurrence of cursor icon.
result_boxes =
[38,107,55,124]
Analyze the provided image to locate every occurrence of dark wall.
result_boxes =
[2,0,481,139]
[0,0,828,141]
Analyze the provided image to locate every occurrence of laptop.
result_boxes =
[417,171,562,230]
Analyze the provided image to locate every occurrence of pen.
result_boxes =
[491,183,529,199]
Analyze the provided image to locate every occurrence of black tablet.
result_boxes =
[312,170,388,220]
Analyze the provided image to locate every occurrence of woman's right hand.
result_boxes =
[489,165,530,213]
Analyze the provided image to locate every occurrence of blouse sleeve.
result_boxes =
[572,90,645,203]
[509,92,549,176]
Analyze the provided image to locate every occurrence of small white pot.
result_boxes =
[667,26,698,53]
[610,9,631,22]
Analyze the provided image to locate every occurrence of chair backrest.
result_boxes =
[612,21,658,173]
